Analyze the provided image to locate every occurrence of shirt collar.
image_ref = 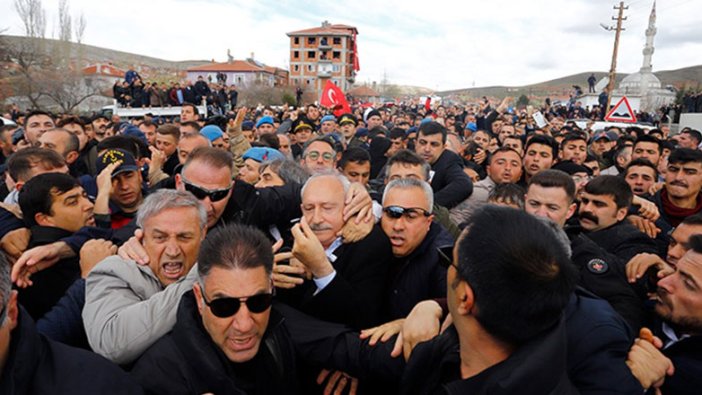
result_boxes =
[662,321,691,349]
[325,237,343,263]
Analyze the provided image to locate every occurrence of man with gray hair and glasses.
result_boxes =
[82,189,207,365]
[0,255,142,393]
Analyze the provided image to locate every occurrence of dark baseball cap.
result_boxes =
[97,148,139,177]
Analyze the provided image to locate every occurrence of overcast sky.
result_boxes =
[1,0,700,90]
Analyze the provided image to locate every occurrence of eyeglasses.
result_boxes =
[383,205,431,221]
[304,151,334,162]
[572,175,592,184]
[181,177,232,202]
[201,289,275,318]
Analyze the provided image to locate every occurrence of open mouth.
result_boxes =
[161,261,184,279]
[227,335,256,352]
[389,236,405,246]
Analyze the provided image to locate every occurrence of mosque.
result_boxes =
[580,2,676,114]
[612,2,676,112]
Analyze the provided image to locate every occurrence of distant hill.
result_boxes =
[1,35,211,77]
[3,35,700,100]
[438,66,702,99]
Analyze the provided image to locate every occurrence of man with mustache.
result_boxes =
[275,172,393,329]
[91,114,110,143]
[648,148,702,238]
[577,175,658,329]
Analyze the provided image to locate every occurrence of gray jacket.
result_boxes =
[449,177,496,226]
[82,256,198,365]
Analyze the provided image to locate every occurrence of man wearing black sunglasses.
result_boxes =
[378,178,452,320]
[132,224,398,394]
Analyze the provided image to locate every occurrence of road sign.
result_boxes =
[604,96,636,123]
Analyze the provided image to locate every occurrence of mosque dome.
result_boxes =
[618,71,662,95]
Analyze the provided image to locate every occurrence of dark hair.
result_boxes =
[25,110,54,125]
[258,133,280,150]
[19,172,79,227]
[488,183,526,209]
[389,128,407,141]
[626,126,645,138]
[418,121,447,144]
[156,124,180,140]
[528,169,576,203]
[682,129,702,144]
[525,134,558,158]
[182,103,199,116]
[384,149,430,181]
[583,175,633,210]
[180,121,201,132]
[57,116,84,130]
[338,147,370,169]
[626,158,658,178]
[682,213,702,227]
[7,147,66,183]
[648,129,664,139]
[139,119,156,130]
[689,234,702,255]
[303,136,337,154]
[487,146,521,165]
[668,148,702,166]
[198,224,274,278]
[560,133,586,150]
[368,126,388,139]
[184,147,234,174]
[456,206,576,344]
[634,135,663,155]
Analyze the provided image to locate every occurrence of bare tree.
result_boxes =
[74,12,86,44]
[5,0,100,112]
[58,0,72,42]
[13,0,46,38]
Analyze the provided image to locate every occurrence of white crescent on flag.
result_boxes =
[328,90,337,104]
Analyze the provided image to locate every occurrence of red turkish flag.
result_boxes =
[320,80,351,117]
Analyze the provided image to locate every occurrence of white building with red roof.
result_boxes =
[186,58,288,88]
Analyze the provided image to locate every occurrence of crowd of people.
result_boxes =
[113,72,238,116]
[0,93,700,394]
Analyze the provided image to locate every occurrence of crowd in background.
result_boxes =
[0,90,700,394]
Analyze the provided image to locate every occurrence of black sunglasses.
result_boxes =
[201,290,275,318]
[383,205,431,220]
[182,179,231,202]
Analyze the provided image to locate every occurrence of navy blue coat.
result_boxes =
[36,278,89,349]
[429,150,473,209]
[384,222,453,320]
[0,307,142,394]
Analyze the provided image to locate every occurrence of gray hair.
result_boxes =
[300,170,350,200]
[0,254,10,323]
[382,178,434,212]
[136,189,207,229]
[260,158,310,185]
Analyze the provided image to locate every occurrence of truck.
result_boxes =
[98,99,208,120]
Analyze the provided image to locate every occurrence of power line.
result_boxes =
[603,1,628,116]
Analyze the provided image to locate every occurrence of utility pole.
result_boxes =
[602,2,628,116]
